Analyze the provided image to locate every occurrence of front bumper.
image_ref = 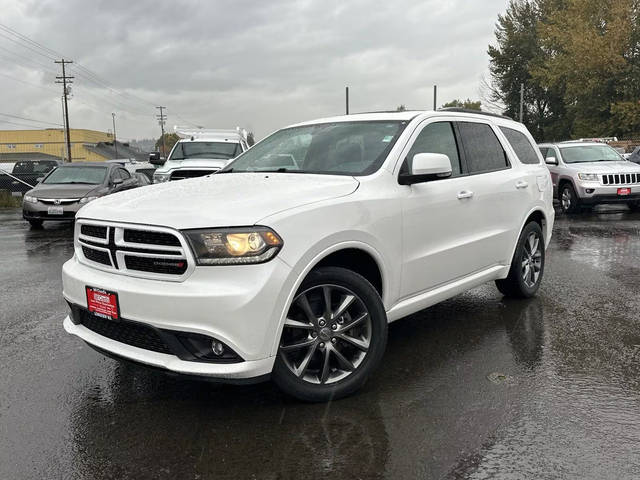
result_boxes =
[576,183,640,204]
[23,201,82,221]
[62,254,293,379]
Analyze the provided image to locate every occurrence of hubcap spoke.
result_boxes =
[331,347,355,372]
[338,312,368,332]
[296,293,317,324]
[280,337,316,352]
[320,347,332,384]
[333,294,356,320]
[322,286,332,320]
[337,333,369,351]
[284,317,314,330]
[294,342,318,377]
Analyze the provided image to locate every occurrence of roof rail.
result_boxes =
[437,107,513,120]
[174,126,248,141]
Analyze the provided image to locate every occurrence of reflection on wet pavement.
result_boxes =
[1,207,640,479]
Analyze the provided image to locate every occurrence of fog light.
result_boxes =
[586,189,595,194]
[212,341,225,356]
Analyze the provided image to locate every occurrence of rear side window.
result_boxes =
[118,168,131,179]
[500,127,540,165]
[457,122,509,174]
[403,122,462,177]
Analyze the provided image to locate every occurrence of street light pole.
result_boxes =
[112,113,118,158]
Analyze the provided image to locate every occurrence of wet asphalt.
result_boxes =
[1,205,640,479]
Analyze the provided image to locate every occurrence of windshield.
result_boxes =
[43,166,107,184]
[560,145,623,164]
[221,121,407,175]
[169,141,241,160]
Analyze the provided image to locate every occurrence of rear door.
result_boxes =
[454,120,525,268]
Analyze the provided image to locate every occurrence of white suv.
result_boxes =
[62,110,554,401]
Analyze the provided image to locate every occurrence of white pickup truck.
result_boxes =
[151,128,249,183]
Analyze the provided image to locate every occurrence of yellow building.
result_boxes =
[0,128,135,163]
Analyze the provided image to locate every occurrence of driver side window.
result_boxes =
[402,122,461,177]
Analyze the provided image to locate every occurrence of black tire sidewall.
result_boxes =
[560,184,578,213]
[272,266,388,402]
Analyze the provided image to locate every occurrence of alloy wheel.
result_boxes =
[561,188,572,211]
[279,284,372,385]
[521,232,542,288]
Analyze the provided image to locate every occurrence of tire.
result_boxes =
[495,221,545,298]
[272,266,387,402]
[559,183,580,213]
[28,219,43,229]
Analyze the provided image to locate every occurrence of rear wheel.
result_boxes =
[272,267,387,402]
[496,222,545,298]
[560,183,580,213]
[27,219,43,229]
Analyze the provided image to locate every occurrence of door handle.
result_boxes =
[457,190,474,199]
[515,180,529,189]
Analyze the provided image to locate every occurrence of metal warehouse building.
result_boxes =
[0,128,146,163]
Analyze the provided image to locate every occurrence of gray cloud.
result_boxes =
[0,0,507,140]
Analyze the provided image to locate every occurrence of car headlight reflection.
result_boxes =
[79,196,98,204]
[154,173,170,183]
[183,227,283,265]
[577,173,598,181]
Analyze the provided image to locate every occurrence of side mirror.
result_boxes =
[111,177,124,187]
[399,153,452,185]
[149,152,164,165]
[545,156,558,165]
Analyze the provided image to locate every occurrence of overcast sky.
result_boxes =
[0,0,508,142]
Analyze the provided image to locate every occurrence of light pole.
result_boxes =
[112,113,118,158]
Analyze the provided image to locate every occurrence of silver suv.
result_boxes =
[538,141,640,213]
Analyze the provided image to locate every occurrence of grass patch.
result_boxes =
[0,190,22,208]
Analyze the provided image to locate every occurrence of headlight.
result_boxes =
[183,227,283,265]
[577,173,598,181]
[154,173,170,183]
[23,195,37,203]
[79,196,98,204]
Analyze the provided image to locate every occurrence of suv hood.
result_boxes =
[564,161,640,172]
[30,183,101,198]
[157,158,230,173]
[78,173,360,229]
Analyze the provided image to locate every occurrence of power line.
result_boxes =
[0,112,63,127]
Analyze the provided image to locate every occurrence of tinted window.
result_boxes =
[457,122,509,173]
[500,127,540,164]
[170,141,241,160]
[545,149,558,162]
[403,122,461,176]
[118,168,131,179]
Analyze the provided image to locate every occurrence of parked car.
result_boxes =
[105,159,156,181]
[62,110,554,401]
[0,159,61,195]
[628,146,640,164]
[23,162,139,228]
[538,141,640,213]
[151,127,249,182]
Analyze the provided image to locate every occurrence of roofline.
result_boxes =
[436,107,513,120]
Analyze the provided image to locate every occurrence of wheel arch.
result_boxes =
[501,207,549,279]
[269,241,387,356]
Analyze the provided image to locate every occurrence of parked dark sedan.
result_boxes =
[22,162,138,228]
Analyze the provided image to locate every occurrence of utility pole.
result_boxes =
[433,85,437,110]
[519,83,524,123]
[156,106,167,158]
[55,59,73,162]
[345,86,349,115]
[111,113,118,158]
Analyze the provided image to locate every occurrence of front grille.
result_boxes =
[80,311,172,354]
[124,255,187,275]
[82,246,111,266]
[123,228,181,246]
[601,173,640,185]
[169,169,218,181]
[81,224,108,239]
[76,220,190,280]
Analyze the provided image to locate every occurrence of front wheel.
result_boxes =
[272,267,387,402]
[496,222,545,298]
[560,183,580,213]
